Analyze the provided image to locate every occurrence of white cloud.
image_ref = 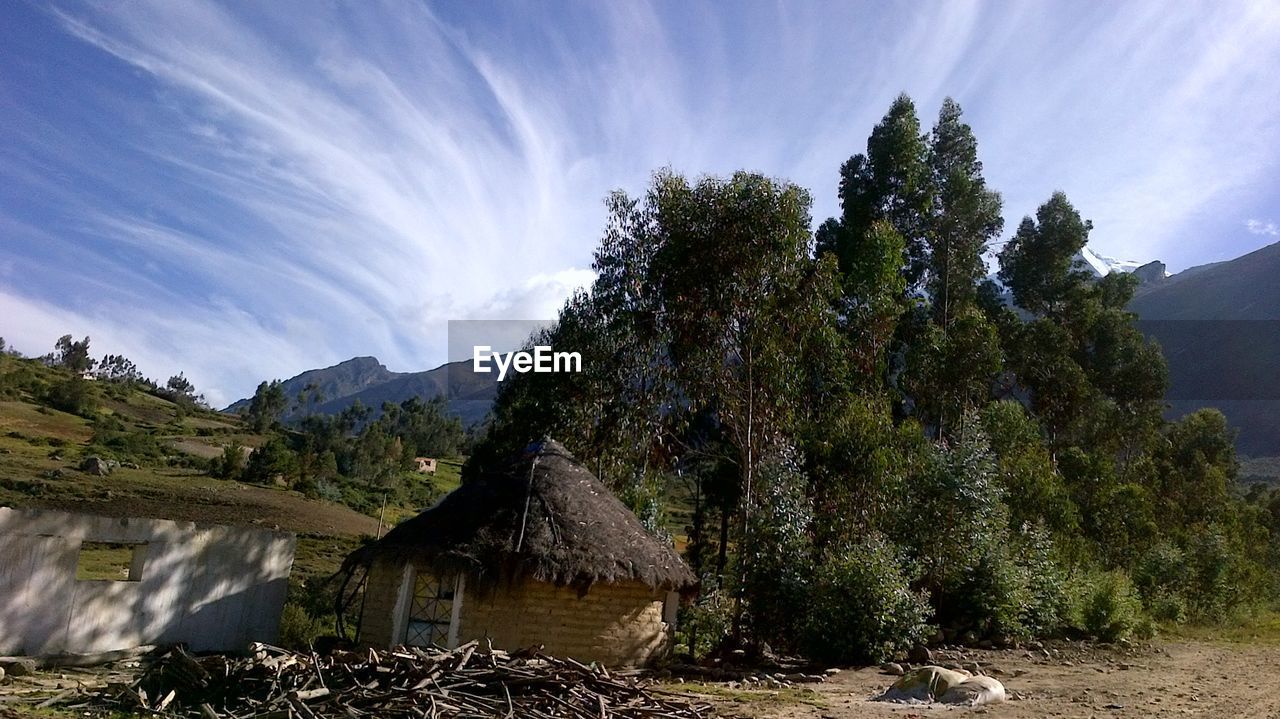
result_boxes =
[1245,219,1279,236]
[3,0,1280,400]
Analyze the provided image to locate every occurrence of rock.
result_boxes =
[880,666,971,703]
[977,639,994,649]
[939,675,1007,706]
[1028,640,1045,651]
[823,668,842,676]
[122,462,140,470]
[1132,260,1167,285]
[960,630,979,646]
[908,644,932,664]
[881,662,905,676]
[962,661,981,674]
[80,456,112,476]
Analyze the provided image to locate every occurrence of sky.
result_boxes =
[2,1,1280,407]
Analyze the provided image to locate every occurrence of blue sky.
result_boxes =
[2,1,1280,406]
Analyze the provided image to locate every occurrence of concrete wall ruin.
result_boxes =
[0,507,296,656]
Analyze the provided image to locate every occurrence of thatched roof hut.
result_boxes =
[344,439,696,666]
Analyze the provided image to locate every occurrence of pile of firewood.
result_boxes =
[73,641,718,718]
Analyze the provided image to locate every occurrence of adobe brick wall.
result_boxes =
[357,558,673,666]
[459,579,672,667]
[358,557,406,647]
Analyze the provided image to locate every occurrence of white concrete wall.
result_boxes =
[0,507,296,656]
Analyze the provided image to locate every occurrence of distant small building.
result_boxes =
[413,457,437,474]
[342,440,696,666]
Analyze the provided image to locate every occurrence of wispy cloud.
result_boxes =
[1246,219,1279,236]
[1,1,1279,402]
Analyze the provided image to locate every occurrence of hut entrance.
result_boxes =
[403,570,464,648]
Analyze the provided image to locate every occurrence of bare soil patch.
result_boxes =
[679,640,1280,718]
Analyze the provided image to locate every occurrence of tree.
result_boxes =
[833,94,933,289]
[904,306,1002,436]
[926,98,1003,330]
[294,381,325,417]
[819,220,909,386]
[246,380,288,433]
[163,372,203,408]
[53,335,94,374]
[997,192,1092,318]
[96,354,145,385]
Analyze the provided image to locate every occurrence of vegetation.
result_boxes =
[6,94,1280,667]
[470,93,1280,663]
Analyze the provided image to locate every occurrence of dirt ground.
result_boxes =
[1,640,1276,717]
[678,640,1280,719]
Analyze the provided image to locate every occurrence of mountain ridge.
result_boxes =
[224,356,497,426]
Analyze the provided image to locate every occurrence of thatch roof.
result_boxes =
[345,439,696,594]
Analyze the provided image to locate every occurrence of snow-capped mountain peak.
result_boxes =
[1073,246,1142,278]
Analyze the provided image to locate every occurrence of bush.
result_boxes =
[1185,530,1250,621]
[938,544,1029,641]
[211,442,246,481]
[742,449,813,652]
[937,531,1069,643]
[802,534,932,664]
[278,602,329,650]
[45,377,97,416]
[1071,570,1150,642]
[676,583,733,660]
[1133,542,1191,622]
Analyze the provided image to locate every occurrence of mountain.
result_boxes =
[1129,240,1280,456]
[224,356,499,426]
[1074,246,1145,278]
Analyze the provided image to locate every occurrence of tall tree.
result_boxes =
[826,94,932,291]
[926,98,1004,330]
[53,335,94,374]
[246,379,288,432]
[997,192,1092,318]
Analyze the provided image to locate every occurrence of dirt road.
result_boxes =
[683,640,1280,719]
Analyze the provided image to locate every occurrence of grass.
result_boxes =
[75,541,142,581]
[0,400,92,443]
[1158,607,1280,644]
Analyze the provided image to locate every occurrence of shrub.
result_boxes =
[1185,530,1249,621]
[802,534,932,664]
[45,377,97,416]
[278,602,329,650]
[939,544,1030,641]
[939,530,1069,642]
[212,442,246,481]
[676,583,733,660]
[742,449,813,651]
[1071,570,1150,642]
